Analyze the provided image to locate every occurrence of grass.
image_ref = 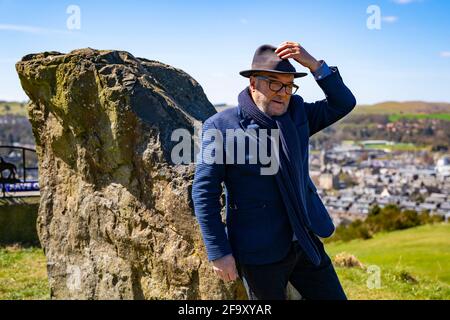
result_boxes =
[0,245,49,300]
[353,101,450,115]
[327,140,430,152]
[0,101,28,117]
[0,224,449,300]
[363,142,429,152]
[325,223,450,300]
[388,113,450,122]
[332,266,449,300]
[0,197,40,206]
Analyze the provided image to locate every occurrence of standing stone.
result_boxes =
[16,48,247,300]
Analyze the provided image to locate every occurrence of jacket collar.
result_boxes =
[237,104,259,130]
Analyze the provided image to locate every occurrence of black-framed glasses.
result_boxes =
[255,76,299,95]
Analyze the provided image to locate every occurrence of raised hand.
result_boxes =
[275,41,321,72]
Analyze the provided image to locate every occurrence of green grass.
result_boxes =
[336,140,429,152]
[0,246,49,300]
[363,142,429,152]
[1,224,449,300]
[388,113,450,122]
[325,223,450,300]
[0,101,28,116]
[354,101,450,115]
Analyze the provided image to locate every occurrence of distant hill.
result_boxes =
[213,101,450,115]
[0,101,28,117]
[3,100,450,117]
[214,103,236,112]
[354,101,450,115]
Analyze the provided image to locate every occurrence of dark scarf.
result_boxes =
[238,86,321,266]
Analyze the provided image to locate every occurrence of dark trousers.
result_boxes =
[236,235,347,300]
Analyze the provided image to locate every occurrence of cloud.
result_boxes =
[0,24,72,35]
[392,0,422,4]
[440,51,450,58]
[382,16,399,23]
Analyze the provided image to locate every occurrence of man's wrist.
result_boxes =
[212,253,232,263]
[308,59,322,73]
[311,60,332,81]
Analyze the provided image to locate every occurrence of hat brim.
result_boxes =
[239,69,308,78]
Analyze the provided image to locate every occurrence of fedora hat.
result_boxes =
[239,44,308,78]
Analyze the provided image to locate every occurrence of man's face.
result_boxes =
[249,72,295,117]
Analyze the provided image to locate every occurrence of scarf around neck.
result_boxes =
[237,86,321,266]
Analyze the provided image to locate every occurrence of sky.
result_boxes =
[0,0,449,106]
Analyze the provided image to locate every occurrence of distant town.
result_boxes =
[309,141,450,225]
[215,103,450,225]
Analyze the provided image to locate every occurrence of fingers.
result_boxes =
[218,270,232,282]
[275,41,300,54]
[275,42,301,59]
[213,266,238,282]
[277,48,299,60]
[277,49,298,59]
[223,270,238,282]
[228,267,238,281]
[211,254,239,282]
[215,269,227,282]
[228,261,239,281]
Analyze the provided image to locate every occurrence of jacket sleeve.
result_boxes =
[304,66,357,137]
[192,118,232,261]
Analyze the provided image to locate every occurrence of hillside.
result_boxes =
[354,101,450,115]
[3,100,450,117]
[0,101,28,117]
[325,223,450,300]
[1,224,448,300]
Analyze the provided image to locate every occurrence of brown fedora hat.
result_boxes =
[239,44,308,78]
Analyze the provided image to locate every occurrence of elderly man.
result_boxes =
[192,42,356,300]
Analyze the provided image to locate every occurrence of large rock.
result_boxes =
[16,48,247,300]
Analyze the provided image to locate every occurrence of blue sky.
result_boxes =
[0,0,449,105]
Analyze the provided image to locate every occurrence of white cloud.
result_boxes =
[440,51,450,58]
[382,16,399,23]
[392,0,422,4]
[0,24,72,35]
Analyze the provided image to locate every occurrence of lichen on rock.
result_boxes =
[16,48,247,300]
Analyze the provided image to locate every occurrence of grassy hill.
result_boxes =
[3,100,450,118]
[354,101,450,115]
[353,101,450,122]
[325,223,450,300]
[0,101,28,117]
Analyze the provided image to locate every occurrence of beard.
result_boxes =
[258,98,289,117]
[250,86,290,117]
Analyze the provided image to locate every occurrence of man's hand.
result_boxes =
[275,41,321,73]
[212,254,239,282]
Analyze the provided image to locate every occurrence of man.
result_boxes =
[192,42,356,300]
